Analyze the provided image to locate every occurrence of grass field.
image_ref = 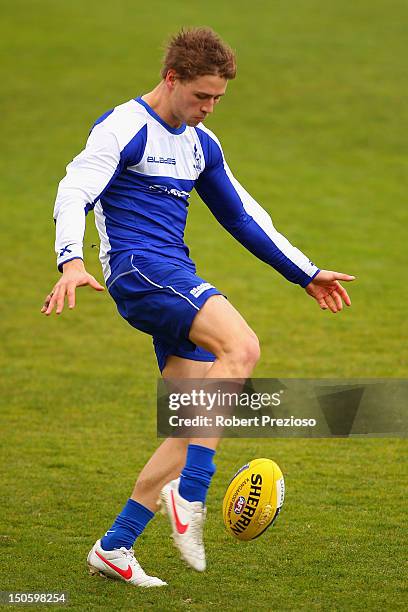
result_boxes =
[1,0,407,610]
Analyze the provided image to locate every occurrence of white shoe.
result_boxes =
[159,478,206,572]
[87,539,167,587]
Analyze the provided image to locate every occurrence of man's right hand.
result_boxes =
[41,258,105,316]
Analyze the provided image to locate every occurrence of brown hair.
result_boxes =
[161,27,236,82]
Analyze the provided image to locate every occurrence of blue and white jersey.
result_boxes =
[54,96,319,286]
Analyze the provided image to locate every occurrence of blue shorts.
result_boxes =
[107,253,223,372]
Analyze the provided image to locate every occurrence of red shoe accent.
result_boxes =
[95,549,133,580]
[171,489,189,534]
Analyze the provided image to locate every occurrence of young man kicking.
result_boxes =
[42,27,354,587]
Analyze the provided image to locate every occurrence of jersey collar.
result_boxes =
[135,96,186,135]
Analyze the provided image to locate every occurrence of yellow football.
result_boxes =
[223,458,285,541]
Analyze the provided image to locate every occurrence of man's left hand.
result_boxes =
[305,270,356,313]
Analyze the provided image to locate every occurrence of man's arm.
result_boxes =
[195,128,354,311]
[195,129,319,287]
[43,126,124,315]
[54,127,123,271]
[44,108,148,316]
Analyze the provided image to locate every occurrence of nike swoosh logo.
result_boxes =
[95,550,133,580]
[170,490,189,534]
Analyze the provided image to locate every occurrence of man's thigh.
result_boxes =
[162,355,214,378]
[189,294,258,357]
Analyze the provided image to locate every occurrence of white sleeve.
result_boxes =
[53,127,121,270]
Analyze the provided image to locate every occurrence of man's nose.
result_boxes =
[201,100,215,114]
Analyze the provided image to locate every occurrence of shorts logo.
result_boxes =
[234,496,246,515]
[190,282,214,298]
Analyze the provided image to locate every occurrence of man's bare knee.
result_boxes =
[229,334,260,367]
[244,334,261,366]
[216,332,260,377]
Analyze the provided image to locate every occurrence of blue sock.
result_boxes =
[179,444,216,505]
[101,499,154,550]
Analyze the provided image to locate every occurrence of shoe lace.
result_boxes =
[119,547,143,572]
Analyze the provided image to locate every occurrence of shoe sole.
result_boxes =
[88,563,166,587]
[88,563,108,578]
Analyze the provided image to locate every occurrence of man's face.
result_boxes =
[169,73,228,127]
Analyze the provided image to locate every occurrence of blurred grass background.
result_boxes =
[0,0,407,609]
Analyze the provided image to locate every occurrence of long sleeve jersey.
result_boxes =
[54,96,320,286]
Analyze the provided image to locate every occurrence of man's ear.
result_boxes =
[164,69,177,91]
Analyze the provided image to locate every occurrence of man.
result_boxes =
[42,27,354,588]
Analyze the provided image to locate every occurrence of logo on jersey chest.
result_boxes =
[193,144,202,171]
[147,155,176,165]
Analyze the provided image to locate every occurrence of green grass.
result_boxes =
[1,0,407,610]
